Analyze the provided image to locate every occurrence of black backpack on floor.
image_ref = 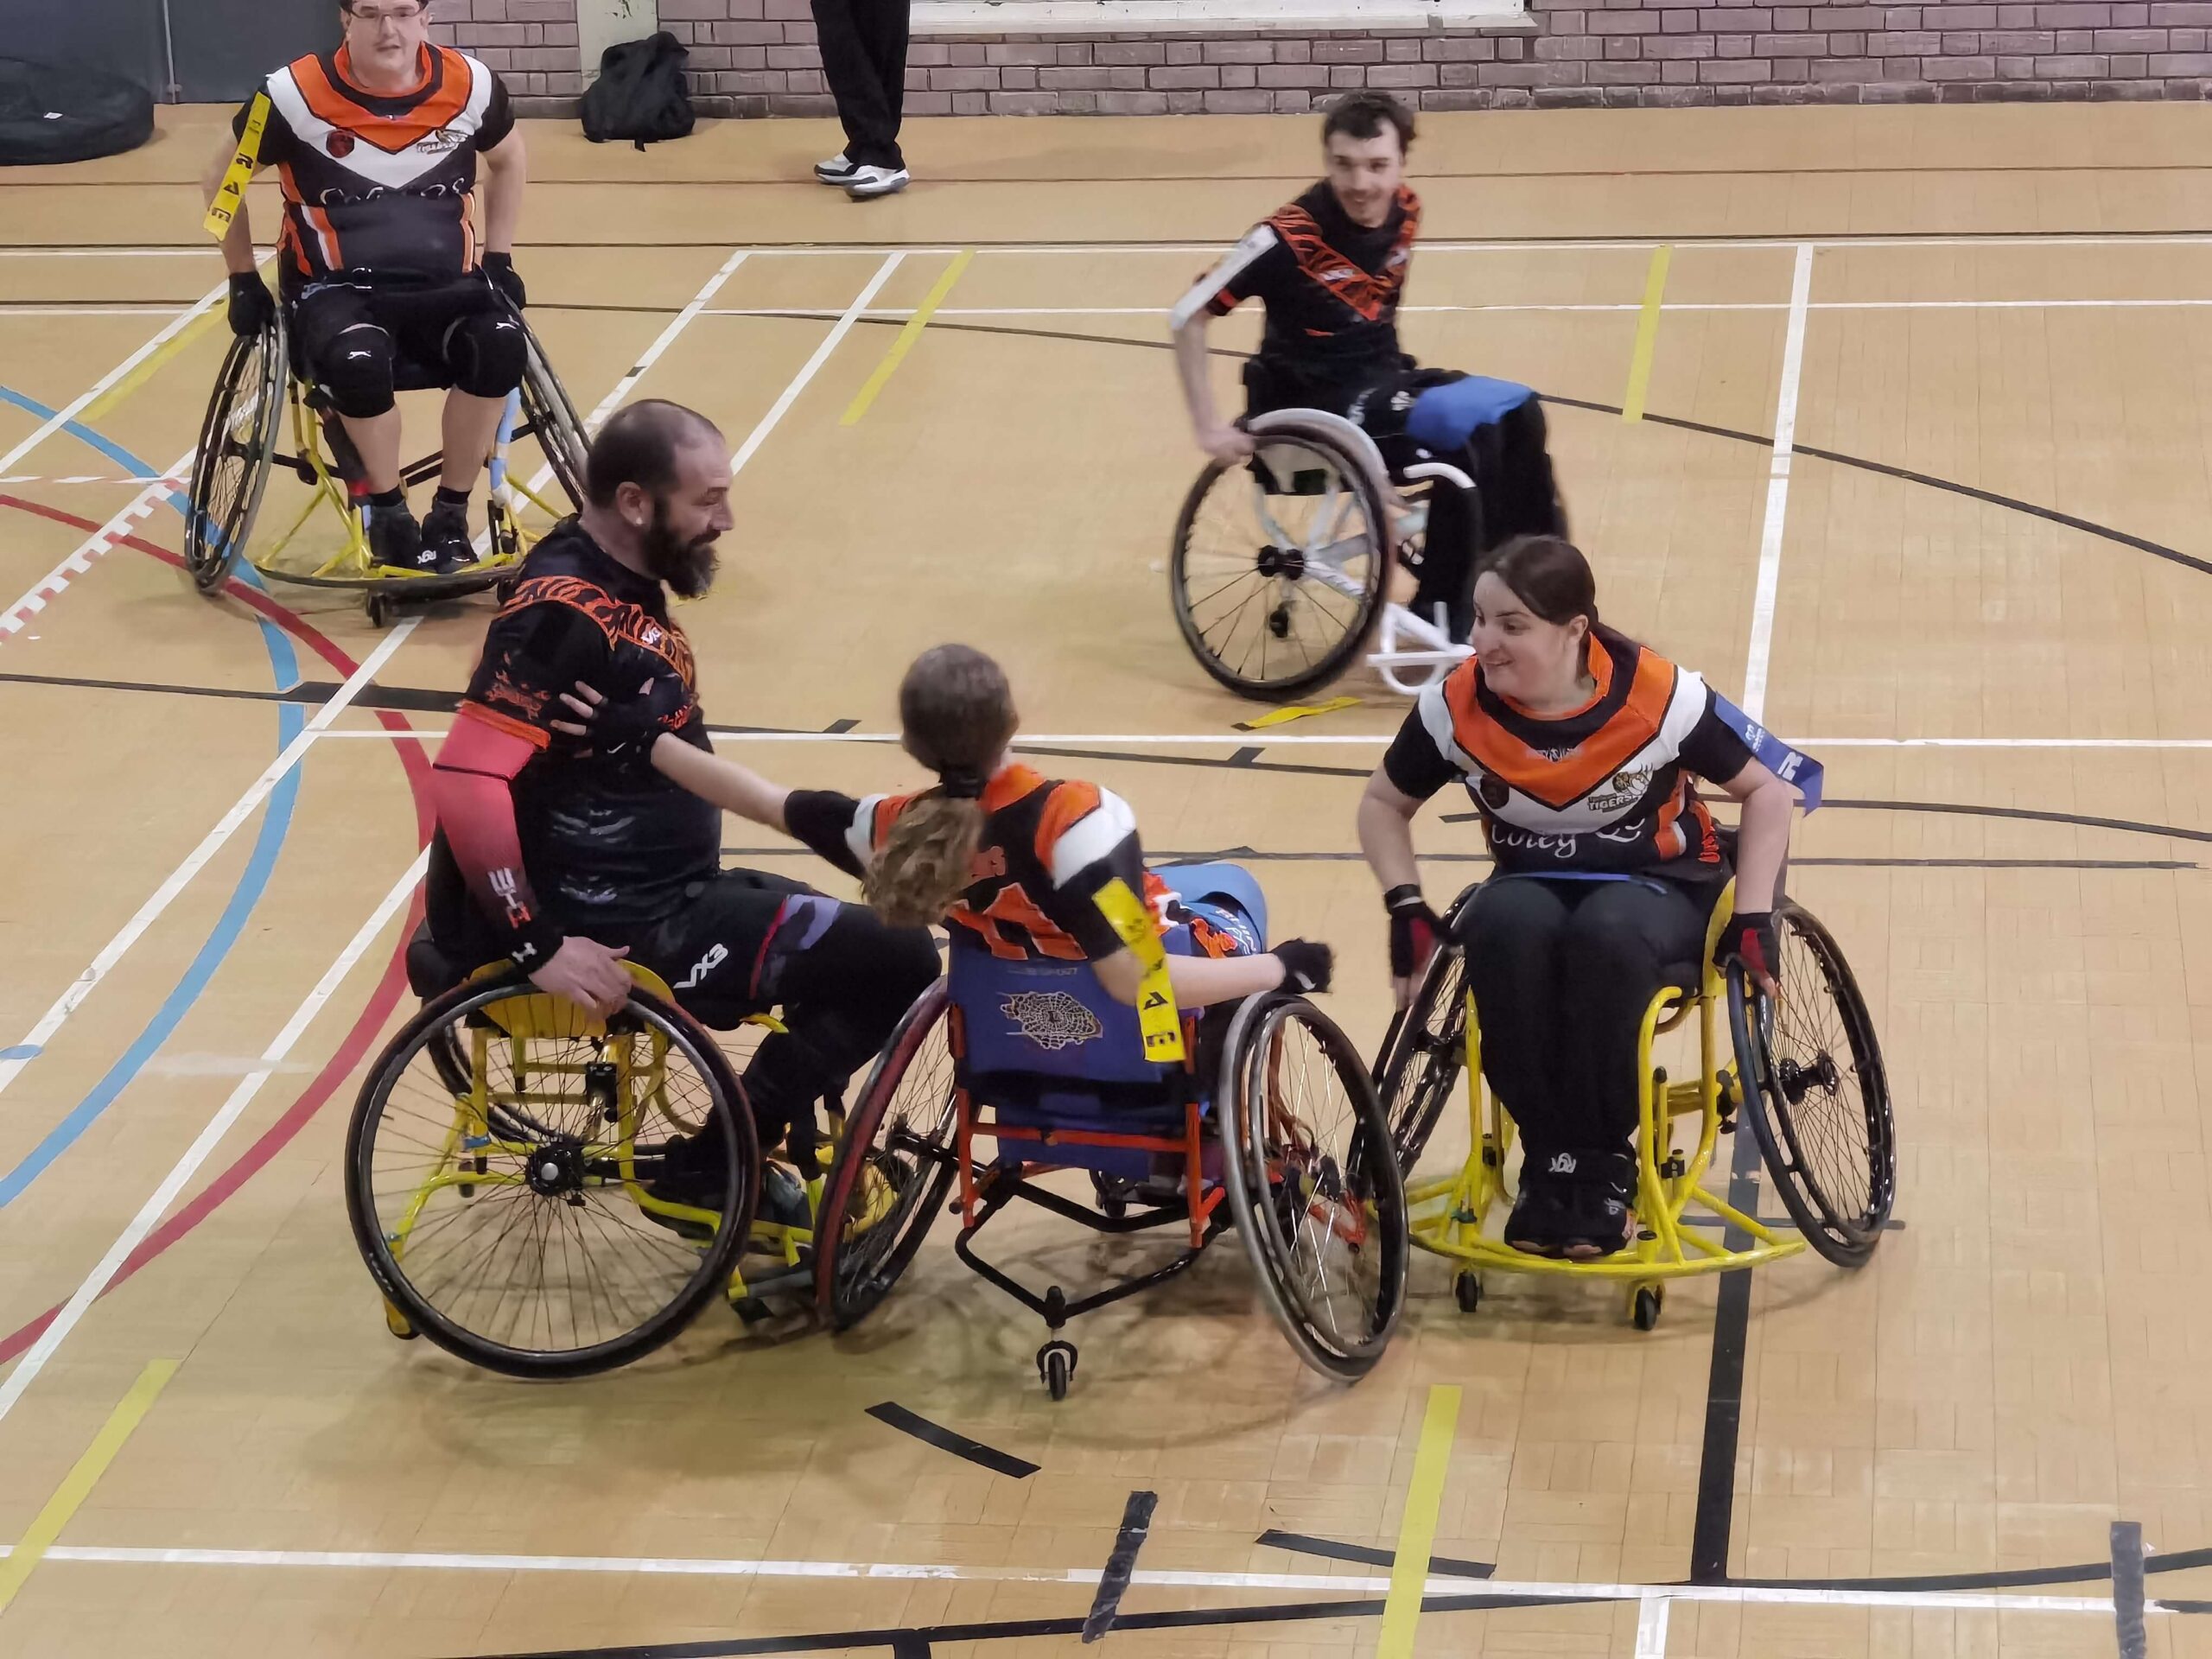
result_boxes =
[580,31,695,151]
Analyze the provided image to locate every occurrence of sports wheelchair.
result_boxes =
[1372,874,1895,1329]
[811,865,1409,1400]
[183,300,588,626]
[342,930,889,1378]
[1171,378,1546,702]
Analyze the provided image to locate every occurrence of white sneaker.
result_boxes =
[845,164,910,200]
[814,151,858,185]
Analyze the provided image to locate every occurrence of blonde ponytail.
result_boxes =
[866,795,986,928]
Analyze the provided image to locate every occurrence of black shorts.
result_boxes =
[288,276,508,392]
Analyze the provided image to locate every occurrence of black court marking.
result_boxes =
[1081,1490,1158,1643]
[1227,745,1263,766]
[462,1588,1599,1658]
[863,1402,1039,1479]
[824,718,861,734]
[1689,1122,1764,1585]
[2115,1522,2150,1659]
[1259,1529,1496,1579]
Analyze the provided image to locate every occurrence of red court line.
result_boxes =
[0,493,434,1365]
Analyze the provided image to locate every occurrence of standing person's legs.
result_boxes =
[811,0,903,169]
[854,0,909,171]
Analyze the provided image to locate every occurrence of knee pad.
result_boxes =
[315,324,396,419]
[445,308,527,399]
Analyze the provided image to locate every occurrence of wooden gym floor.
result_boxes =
[0,99,2209,1658]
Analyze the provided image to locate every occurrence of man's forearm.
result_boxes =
[1173,318,1221,436]
[481,141,526,256]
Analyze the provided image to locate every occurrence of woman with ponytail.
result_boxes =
[1357,535,1801,1262]
[558,643,1332,1010]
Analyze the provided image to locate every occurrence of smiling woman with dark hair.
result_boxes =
[1357,535,1800,1261]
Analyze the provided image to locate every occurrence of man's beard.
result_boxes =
[641,497,721,599]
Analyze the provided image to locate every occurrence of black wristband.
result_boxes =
[505,920,563,973]
[1383,883,1425,912]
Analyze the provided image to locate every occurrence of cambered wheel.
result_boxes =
[184,315,288,594]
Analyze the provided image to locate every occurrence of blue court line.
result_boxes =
[0,385,304,1207]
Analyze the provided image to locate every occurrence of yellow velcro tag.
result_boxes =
[1232,695,1363,732]
[1095,877,1185,1065]
[203,92,270,240]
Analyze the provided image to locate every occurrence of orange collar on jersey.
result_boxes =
[1444,641,1677,811]
[1491,634,1616,722]
[980,762,1048,814]
[334,42,435,99]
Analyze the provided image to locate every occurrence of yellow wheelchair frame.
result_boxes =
[186,308,588,625]
[376,961,841,1347]
[1406,881,1806,1328]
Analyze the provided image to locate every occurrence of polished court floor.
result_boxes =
[0,100,2209,1656]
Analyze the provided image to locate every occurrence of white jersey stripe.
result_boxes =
[1047,788,1141,888]
[1170,225,1279,332]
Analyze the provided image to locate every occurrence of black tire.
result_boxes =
[518,321,589,512]
[1169,425,1391,702]
[813,982,959,1330]
[1726,900,1896,1268]
[345,976,760,1378]
[185,315,287,594]
[1220,992,1408,1381]
[1371,942,1468,1176]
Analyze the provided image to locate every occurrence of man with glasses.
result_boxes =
[205,2,531,574]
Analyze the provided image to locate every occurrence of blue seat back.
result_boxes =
[1406,375,1535,452]
[949,944,1177,1090]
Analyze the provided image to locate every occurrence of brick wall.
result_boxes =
[435,0,2212,111]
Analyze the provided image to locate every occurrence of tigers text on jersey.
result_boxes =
[234,44,515,291]
[785,765,1174,963]
[1382,627,1758,880]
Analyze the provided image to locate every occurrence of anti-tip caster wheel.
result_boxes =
[1452,1271,1482,1314]
[1037,1338,1077,1402]
[1631,1284,1664,1332]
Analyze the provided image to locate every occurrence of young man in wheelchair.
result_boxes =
[425,400,942,1218]
[555,641,1334,1020]
[1357,536,1795,1260]
[205,0,531,575]
[1169,92,1568,642]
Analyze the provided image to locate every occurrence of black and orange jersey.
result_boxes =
[1382,627,1758,882]
[785,765,1178,963]
[1171,181,1421,412]
[233,44,514,295]
[438,521,720,939]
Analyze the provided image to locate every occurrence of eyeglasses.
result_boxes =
[346,3,425,23]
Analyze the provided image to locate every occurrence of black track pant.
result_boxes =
[812,0,908,169]
[1457,875,1711,1172]
[1398,395,1568,640]
[623,871,939,1169]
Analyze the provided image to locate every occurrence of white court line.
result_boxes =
[577,248,751,433]
[0,848,429,1427]
[704,297,2212,320]
[0,1542,2153,1616]
[0,625,417,1103]
[1741,243,1815,723]
[301,728,2212,751]
[728,251,904,476]
[0,276,226,477]
[0,306,194,317]
[0,448,193,639]
[0,475,180,486]
[1635,1593,1671,1658]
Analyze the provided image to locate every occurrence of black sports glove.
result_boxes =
[572,676,699,762]
[1385,884,1442,980]
[1272,939,1334,995]
[226,272,275,339]
[482,251,526,310]
[1714,910,1779,985]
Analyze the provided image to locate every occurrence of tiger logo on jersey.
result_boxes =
[1001,991,1103,1052]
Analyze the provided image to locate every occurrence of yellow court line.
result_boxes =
[1377,1382,1463,1659]
[1620,244,1673,423]
[839,249,974,426]
[0,1358,177,1617]
[79,259,269,426]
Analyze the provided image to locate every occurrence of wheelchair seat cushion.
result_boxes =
[1405,375,1537,452]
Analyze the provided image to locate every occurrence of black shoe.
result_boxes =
[754,1160,811,1235]
[1556,1182,1634,1261]
[365,500,436,574]
[1503,1179,1570,1258]
[419,498,477,573]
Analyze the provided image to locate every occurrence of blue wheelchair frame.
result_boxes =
[943,865,1267,1387]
